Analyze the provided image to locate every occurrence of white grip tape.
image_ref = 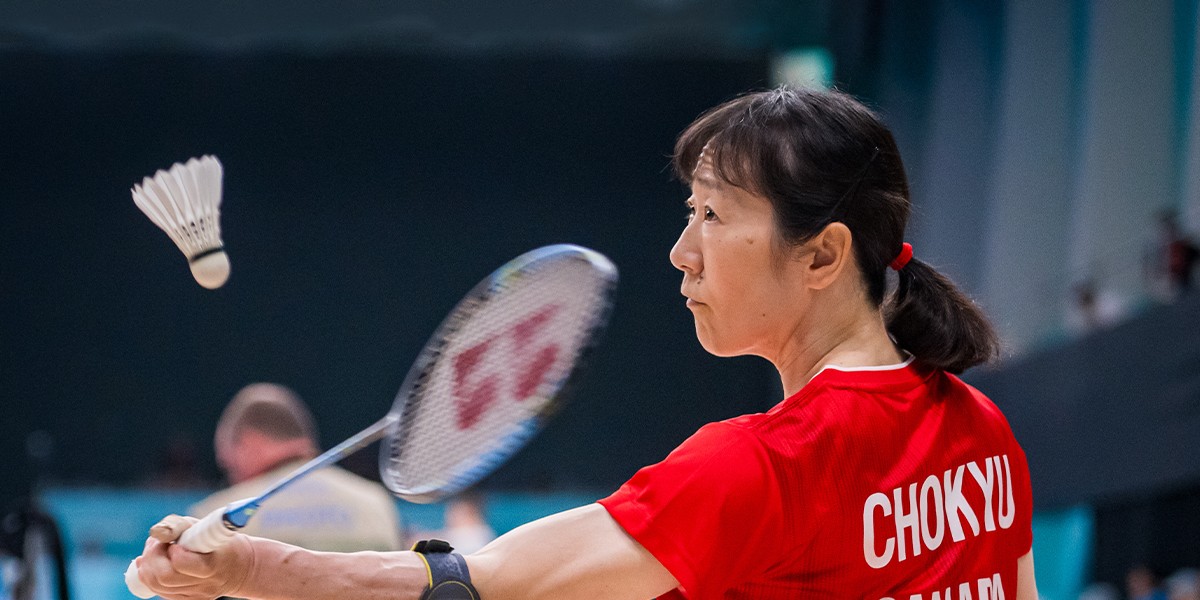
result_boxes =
[125,559,155,598]
[178,506,237,553]
[123,506,238,598]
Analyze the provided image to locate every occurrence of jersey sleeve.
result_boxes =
[598,422,785,600]
[1010,441,1034,555]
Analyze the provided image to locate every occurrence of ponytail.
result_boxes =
[884,258,999,374]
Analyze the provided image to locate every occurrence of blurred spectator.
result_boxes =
[1078,582,1120,600]
[440,494,496,554]
[405,494,496,554]
[1067,279,1128,335]
[1145,210,1200,301]
[1128,564,1169,600]
[0,498,69,600]
[1165,568,1200,600]
[190,383,402,553]
[145,434,208,489]
[1072,281,1102,333]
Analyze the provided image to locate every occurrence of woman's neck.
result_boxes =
[770,290,904,398]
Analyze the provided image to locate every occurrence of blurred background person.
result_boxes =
[404,494,496,555]
[1127,564,1168,600]
[1078,582,1120,600]
[1144,211,1200,302]
[190,383,402,553]
[1065,278,1129,336]
[1165,569,1200,600]
[0,498,69,600]
[439,495,496,555]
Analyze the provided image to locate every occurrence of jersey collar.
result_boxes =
[814,354,915,376]
[800,354,937,395]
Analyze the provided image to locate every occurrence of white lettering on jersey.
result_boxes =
[894,483,921,561]
[958,581,973,600]
[920,474,945,550]
[875,573,1005,600]
[978,573,1005,600]
[862,456,1015,568]
[864,492,895,569]
[967,458,995,532]
[944,465,979,542]
[997,455,1015,529]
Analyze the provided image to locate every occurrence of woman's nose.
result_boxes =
[670,221,702,275]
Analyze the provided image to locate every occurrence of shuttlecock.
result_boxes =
[131,155,230,289]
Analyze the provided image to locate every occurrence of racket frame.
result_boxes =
[380,244,618,503]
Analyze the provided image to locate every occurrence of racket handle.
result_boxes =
[123,507,238,598]
[178,506,238,552]
[125,559,155,598]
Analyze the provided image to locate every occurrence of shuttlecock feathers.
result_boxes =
[131,155,230,289]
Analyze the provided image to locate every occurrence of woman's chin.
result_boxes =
[694,328,747,358]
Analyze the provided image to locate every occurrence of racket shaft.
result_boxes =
[238,415,397,520]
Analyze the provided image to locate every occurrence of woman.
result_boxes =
[135,87,1037,600]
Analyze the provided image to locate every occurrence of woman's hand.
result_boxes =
[135,514,255,600]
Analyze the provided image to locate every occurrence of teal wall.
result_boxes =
[1032,506,1095,600]
[35,487,608,600]
[34,488,1094,600]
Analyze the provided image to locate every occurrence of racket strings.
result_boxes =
[382,254,613,498]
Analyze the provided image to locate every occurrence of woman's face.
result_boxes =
[670,158,810,358]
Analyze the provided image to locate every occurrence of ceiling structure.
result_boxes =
[0,0,830,55]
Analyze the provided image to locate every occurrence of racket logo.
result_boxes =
[452,304,562,430]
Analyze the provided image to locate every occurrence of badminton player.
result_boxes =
[134,87,1037,600]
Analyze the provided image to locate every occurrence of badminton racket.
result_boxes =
[127,243,618,597]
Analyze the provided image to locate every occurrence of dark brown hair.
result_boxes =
[673,87,997,373]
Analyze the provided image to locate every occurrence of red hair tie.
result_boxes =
[890,243,913,271]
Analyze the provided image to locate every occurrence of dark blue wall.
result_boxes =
[969,293,1200,509]
[0,49,778,504]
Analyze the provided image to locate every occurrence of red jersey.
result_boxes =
[598,359,1032,600]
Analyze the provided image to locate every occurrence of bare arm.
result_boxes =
[466,504,678,600]
[1016,549,1037,600]
[137,504,676,600]
[137,533,428,600]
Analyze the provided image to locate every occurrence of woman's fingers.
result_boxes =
[150,514,198,544]
[167,542,219,578]
[139,536,186,589]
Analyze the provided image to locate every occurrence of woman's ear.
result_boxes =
[803,222,853,290]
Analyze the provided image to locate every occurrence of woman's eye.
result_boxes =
[685,204,696,221]
[704,207,717,222]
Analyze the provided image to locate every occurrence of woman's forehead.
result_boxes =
[691,138,762,195]
[693,142,713,177]
[691,159,722,190]
[692,145,731,191]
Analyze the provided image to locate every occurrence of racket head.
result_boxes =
[380,244,618,503]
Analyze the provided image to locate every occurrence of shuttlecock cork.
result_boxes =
[131,155,230,289]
